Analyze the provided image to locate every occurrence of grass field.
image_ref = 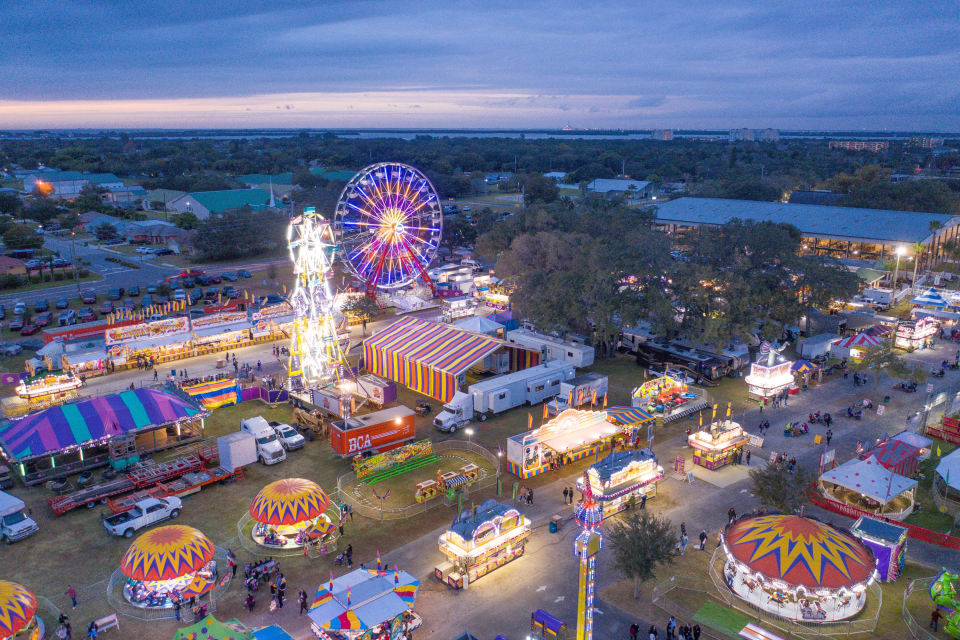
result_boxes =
[0,271,103,297]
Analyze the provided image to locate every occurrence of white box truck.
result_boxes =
[217,431,258,471]
[506,329,595,368]
[433,361,575,432]
[240,416,287,465]
[0,491,39,543]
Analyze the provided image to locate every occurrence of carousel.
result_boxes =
[721,515,877,622]
[0,581,44,640]
[249,478,336,549]
[119,525,219,609]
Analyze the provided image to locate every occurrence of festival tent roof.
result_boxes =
[891,430,933,451]
[935,449,960,491]
[308,568,418,633]
[121,525,216,582]
[832,333,882,349]
[449,499,520,540]
[0,580,37,638]
[725,515,876,590]
[604,406,655,426]
[453,315,504,335]
[791,360,815,373]
[591,448,657,482]
[864,440,921,477]
[912,287,949,307]
[363,316,538,402]
[173,614,253,640]
[820,456,917,504]
[0,388,203,461]
[488,312,519,331]
[252,626,292,640]
[865,324,893,337]
[249,478,330,525]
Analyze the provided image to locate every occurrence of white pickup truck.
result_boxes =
[102,497,183,538]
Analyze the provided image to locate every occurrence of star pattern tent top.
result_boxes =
[0,580,37,638]
[249,478,330,526]
[120,525,216,582]
[725,515,875,590]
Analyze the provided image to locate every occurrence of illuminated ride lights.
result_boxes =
[574,471,604,640]
[287,207,350,389]
[333,163,442,298]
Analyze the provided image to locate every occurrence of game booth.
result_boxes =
[435,499,531,589]
[575,449,664,517]
[0,388,206,486]
[506,409,623,479]
[895,317,939,350]
[249,478,337,550]
[849,516,907,582]
[0,580,44,640]
[818,456,917,520]
[744,345,794,400]
[119,525,220,610]
[721,515,878,621]
[307,566,422,640]
[688,419,750,470]
[930,570,960,638]
[630,376,705,422]
[830,333,882,360]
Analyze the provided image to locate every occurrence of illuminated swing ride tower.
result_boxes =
[573,471,604,640]
[286,207,349,389]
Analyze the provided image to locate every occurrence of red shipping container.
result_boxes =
[330,406,415,457]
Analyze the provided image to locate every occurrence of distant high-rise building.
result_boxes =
[651,129,673,141]
[909,137,945,148]
[829,140,889,152]
[728,128,779,142]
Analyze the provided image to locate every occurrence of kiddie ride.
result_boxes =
[930,569,960,637]
[414,465,481,503]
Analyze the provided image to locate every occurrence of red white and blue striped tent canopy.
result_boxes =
[833,333,882,350]
[604,406,655,425]
[363,316,539,402]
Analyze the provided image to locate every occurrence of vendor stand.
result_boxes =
[506,409,622,479]
[435,499,531,589]
[895,317,939,349]
[688,419,750,470]
[0,580,45,640]
[307,567,422,640]
[119,525,219,610]
[744,343,794,400]
[249,478,337,551]
[722,515,877,621]
[850,516,907,582]
[4,369,83,418]
[575,449,664,517]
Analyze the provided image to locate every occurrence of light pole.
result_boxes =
[465,427,474,444]
[891,246,905,292]
[71,230,80,294]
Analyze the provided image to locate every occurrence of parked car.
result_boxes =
[146,284,158,294]
[34,312,52,327]
[189,308,206,318]
[33,299,48,312]
[123,298,135,309]
[220,272,238,282]
[223,286,239,299]
[135,246,156,254]
[51,258,70,268]
[78,307,97,322]
[155,248,174,256]
[237,269,252,278]
[17,339,43,351]
[207,274,221,284]
[24,259,42,271]
[173,289,186,301]
[182,277,196,288]
[260,294,286,306]
[141,294,153,308]
[8,316,24,331]
[57,309,77,326]
[128,285,140,296]
[188,289,202,305]
[102,497,182,538]
[269,421,306,451]
[204,288,220,300]
[108,288,123,300]
[2,344,22,356]
[19,324,39,336]
[13,302,26,315]
[55,297,69,309]
[81,291,97,304]
[155,295,169,304]
[100,301,114,314]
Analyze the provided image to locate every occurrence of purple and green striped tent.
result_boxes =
[0,389,203,461]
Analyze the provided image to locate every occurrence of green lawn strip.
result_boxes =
[364,454,441,485]
[1,272,103,295]
[692,600,752,639]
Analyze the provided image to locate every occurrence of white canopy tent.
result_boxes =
[820,456,917,505]
[453,315,505,336]
[935,449,960,493]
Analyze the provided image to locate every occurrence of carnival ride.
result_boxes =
[573,471,604,640]
[0,580,44,640]
[287,206,351,389]
[930,570,960,637]
[249,478,336,550]
[118,525,219,609]
[333,163,442,298]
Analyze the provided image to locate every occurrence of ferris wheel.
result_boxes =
[333,163,442,296]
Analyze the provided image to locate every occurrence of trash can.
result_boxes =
[549,520,558,534]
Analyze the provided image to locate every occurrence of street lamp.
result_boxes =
[892,246,906,291]
[464,427,474,444]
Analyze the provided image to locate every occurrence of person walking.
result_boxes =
[699,530,707,551]
[66,585,77,609]
[346,544,353,568]
[727,507,736,524]
[630,622,640,640]
[932,608,942,631]
[245,593,255,612]
[680,522,686,538]
[826,429,833,446]
[679,534,688,556]
[692,624,701,640]
[153,369,158,381]
[666,616,676,640]
[648,625,658,640]
[563,487,569,504]
[173,599,181,622]
[745,450,751,465]
[299,589,308,615]
[640,493,647,510]
[568,487,574,504]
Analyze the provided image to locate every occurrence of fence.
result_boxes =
[809,485,960,551]
[702,546,881,638]
[902,576,940,640]
[335,440,500,521]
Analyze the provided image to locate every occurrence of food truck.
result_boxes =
[435,499,531,589]
[895,317,938,350]
[575,449,664,517]
[506,409,623,479]
[330,406,415,457]
[688,420,750,470]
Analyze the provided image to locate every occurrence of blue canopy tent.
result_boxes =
[912,287,948,308]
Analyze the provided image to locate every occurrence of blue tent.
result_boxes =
[912,287,948,308]
[489,312,519,331]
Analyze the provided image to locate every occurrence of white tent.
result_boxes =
[936,449,960,492]
[453,315,505,336]
[820,456,917,505]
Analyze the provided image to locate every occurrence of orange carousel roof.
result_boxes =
[120,525,216,582]
[0,581,37,639]
[249,478,330,526]
[725,515,875,590]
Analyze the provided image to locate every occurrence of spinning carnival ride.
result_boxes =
[333,163,442,297]
[287,207,351,389]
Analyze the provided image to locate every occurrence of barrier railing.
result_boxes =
[902,576,940,640]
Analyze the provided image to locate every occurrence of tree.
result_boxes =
[172,211,200,230]
[23,198,60,225]
[442,214,477,252]
[749,464,813,513]
[194,207,288,261]
[94,222,118,242]
[0,193,21,218]
[341,296,380,320]
[849,342,926,389]
[2,224,43,250]
[57,211,81,231]
[607,511,678,599]
[522,174,559,205]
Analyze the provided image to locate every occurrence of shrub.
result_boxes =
[78,268,90,277]
[53,271,65,281]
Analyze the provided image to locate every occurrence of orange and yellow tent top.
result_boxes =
[249,478,330,526]
[0,581,37,639]
[120,525,216,582]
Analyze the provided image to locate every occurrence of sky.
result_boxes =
[1,0,958,130]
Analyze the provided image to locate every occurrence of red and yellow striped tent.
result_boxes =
[363,317,539,402]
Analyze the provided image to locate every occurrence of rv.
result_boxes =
[505,329,595,368]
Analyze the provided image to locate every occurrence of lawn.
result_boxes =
[904,438,958,533]
[0,271,103,296]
